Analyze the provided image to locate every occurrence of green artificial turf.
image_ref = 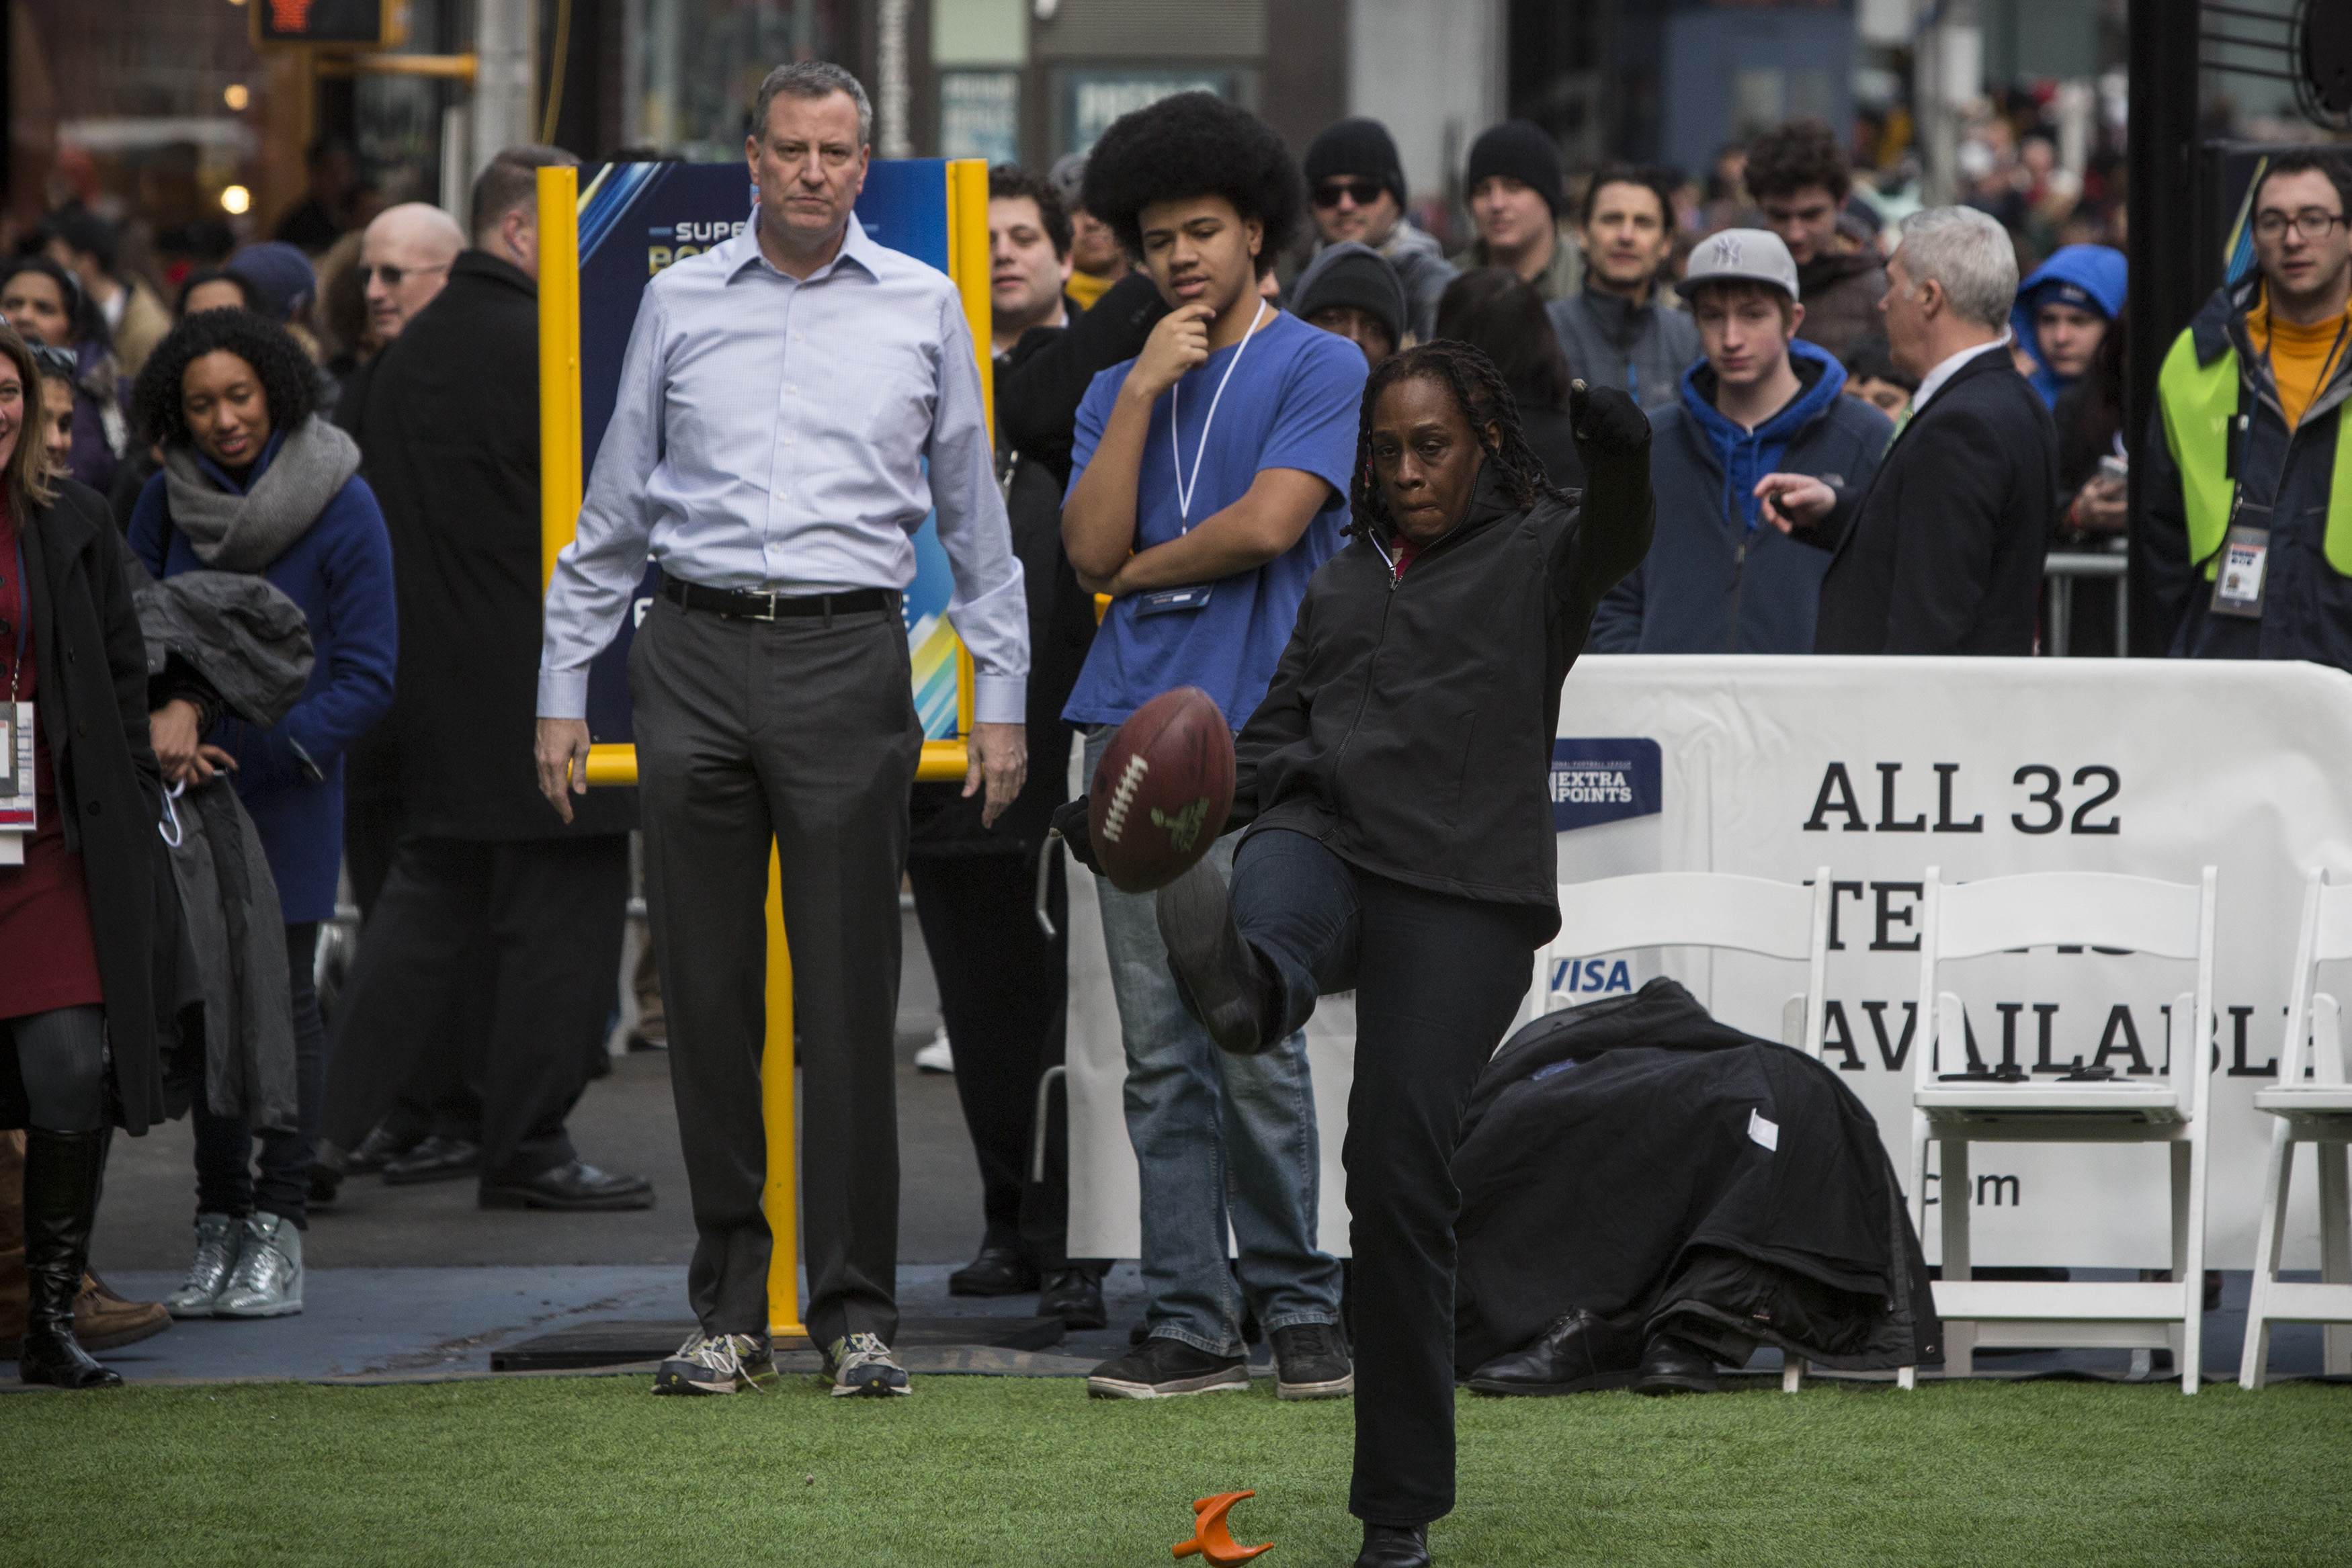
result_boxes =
[5,1375,2349,1567]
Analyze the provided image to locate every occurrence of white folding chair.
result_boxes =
[1911,866,2218,1393]
[2240,869,2352,1389]
[1536,869,1833,1390]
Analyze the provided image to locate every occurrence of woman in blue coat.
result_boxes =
[128,308,396,1319]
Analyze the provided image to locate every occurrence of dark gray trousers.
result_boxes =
[630,595,920,1344]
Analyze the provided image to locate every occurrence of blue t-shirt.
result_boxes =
[1062,310,1366,731]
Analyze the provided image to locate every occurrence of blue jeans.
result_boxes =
[1083,726,1341,1356]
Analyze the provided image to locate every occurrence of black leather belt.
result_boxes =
[660,578,898,621]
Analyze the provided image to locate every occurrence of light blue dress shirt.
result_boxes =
[538,215,1027,723]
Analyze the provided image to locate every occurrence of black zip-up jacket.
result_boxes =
[1230,442,1654,935]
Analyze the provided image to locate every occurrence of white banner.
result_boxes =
[1066,655,2352,1270]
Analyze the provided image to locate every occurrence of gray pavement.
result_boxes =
[93,910,983,1274]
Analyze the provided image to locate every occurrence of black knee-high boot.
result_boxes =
[19,1129,121,1389]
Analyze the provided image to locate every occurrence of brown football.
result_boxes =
[1087,686,1236,894]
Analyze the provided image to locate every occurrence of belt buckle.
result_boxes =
[747,589,782,622]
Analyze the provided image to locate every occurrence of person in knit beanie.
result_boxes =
[1293,240,1408,367]
[1450,120,1583,303]
[1301,116,1456,339]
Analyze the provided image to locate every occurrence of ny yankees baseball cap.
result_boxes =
[1683,227,1800,302]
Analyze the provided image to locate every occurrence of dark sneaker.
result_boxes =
[1155,859,1274,1055]
[1087,1335,1250,1399]
[821,1332,911,1398]
[653,1331,778,1395]
[1271,1322,1354,1401]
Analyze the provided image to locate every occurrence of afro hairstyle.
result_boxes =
[1079,93,1303,279]
[133,306,319,451]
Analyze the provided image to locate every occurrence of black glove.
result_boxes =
[1568,380,1650,460]
[1050,796,1099,873]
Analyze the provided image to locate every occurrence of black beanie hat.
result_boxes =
[1465,120,1566,218]
[1304,118,1407,208]
[1292,242,1408,349]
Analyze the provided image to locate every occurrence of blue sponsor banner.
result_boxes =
[1550,738,1662,832]
[569,160,963,747]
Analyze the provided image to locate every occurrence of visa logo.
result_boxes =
[1550,957,1632,996]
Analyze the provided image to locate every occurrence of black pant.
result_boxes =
[1231,830,1535,1528]
[343,791,486,1145]
[909,849,1073,1270]
[322,835,628,1182]
[630,597,920,1344]
[193,922,327,1225]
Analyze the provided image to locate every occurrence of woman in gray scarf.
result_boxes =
[127,308,397,1322]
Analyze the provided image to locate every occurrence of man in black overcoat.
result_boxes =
[1755,204,2057,654]
[321,148,651,1209]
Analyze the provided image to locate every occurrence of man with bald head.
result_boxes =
[326,195,477,1195]
[360,202,466,343]
[325,146,653,1216]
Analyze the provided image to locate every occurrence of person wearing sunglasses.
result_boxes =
[356,204,465,347]
[1302,118,1455,341]
[2146,150,2352,670]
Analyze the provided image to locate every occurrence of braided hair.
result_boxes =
[1347,340,1564,539]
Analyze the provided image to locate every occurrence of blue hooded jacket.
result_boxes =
[1588,337,1894,654]
[2012,244,2126,408]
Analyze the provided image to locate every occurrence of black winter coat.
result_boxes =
[1453,979,1939,1375]
[1232,443,1653,934]
[1807,344,2056,654]
[351,251,634,840]
[1,480,192,1134]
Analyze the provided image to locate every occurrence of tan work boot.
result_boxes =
[0,1129,171,1354]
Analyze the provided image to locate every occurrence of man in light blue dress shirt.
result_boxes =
[534,62,1030,1399]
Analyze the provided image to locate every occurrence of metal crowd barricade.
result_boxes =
[2043,546,2130,657]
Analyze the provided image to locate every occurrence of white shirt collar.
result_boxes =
[725,211,882,284]
[1910,329,2013,417]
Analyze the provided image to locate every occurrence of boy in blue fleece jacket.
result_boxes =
[1589,228,1892,654]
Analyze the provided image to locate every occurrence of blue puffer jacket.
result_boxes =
[2012,245,2127,408]
[1588,339,1893,653]
[129,431,398,923]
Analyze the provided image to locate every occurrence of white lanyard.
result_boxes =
[1170,298,1267,527]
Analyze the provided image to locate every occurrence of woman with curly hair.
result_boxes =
[1076,343,1654,1566]
[0,256,128,494]
[127,307,396,1320]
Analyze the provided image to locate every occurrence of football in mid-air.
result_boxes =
[1087,686,1236,894]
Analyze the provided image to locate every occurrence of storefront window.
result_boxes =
[624,0,855,160]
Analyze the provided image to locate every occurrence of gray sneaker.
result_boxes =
[214,1213,304,1318]
[165,1213,244,1319]
[653,1331,779,1395]
[821,1332,911,1397]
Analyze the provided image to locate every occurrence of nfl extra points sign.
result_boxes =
[1064,654,2352,1270]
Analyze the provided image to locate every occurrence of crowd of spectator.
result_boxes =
[5,82,2349,1502]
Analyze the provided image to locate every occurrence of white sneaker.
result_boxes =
[914,1027,954,1074]
[214,1213,304,1317]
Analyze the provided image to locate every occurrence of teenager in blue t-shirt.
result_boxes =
[1058,94,1366,1406]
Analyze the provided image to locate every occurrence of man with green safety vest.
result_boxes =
[2145,150,2352,665]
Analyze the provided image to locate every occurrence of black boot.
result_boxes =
[19,1128,122,1389]
[1355,1522,1431,1567]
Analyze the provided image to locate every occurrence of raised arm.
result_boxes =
[1549,381,1655,614]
